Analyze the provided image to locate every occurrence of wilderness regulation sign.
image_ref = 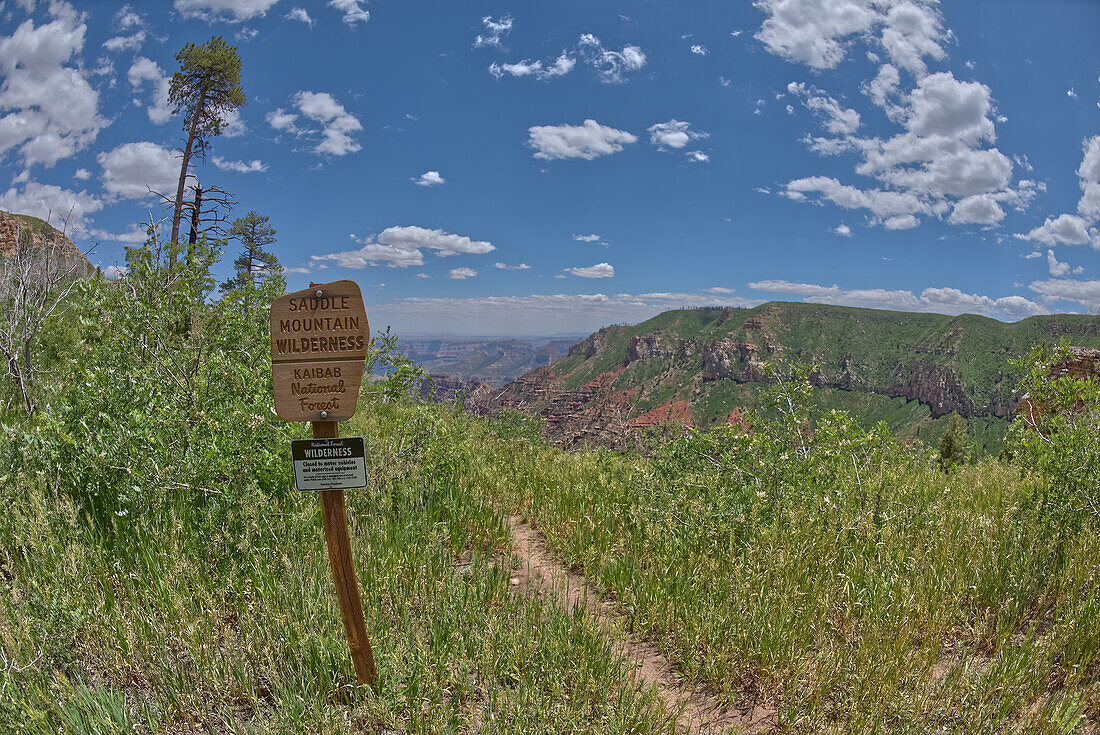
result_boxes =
[291,437,367,491]
[270,280,370,421]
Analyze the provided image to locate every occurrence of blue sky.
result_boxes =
[1,0,1098,335]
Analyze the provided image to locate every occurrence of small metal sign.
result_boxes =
[291,437,367,491]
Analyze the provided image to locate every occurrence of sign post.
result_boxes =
[270,280,377,689]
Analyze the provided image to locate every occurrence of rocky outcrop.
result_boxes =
[625,335,695,363]
[0,210,93,277]
[568,330,607,358]
[886,361,976,418]
[701,339,769,382]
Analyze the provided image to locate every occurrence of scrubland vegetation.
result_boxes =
[1,239,1098,733]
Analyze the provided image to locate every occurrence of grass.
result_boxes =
[3,391,1098,732]
[0,400,672,734]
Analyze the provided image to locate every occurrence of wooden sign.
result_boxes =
[270,280,369,421]
[269,280,379,690]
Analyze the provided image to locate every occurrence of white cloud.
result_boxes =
[73,168,90,180]
[114,6,145,31]
[127,56,171,124]
[573,234,606,244]
[647,119,709,149]
[686,150,710,162]
[174,0,280,22]
[448,267,477,280]
[691,44,708,55]
[285,7,314,26]
[102,265,129,279]
[755,0,878,70]
[0,181,102,235]
[103,30,145,52]
[755,0,945,74]
[212,155,267,173]
[489,52,577,81]
[97,141,179,200]
[883,213,918,229]
[528,119,637,161]
[577,34,646,83]
[1067,88,1077,100]
[785,175,927,222]
[329,0,369,28]
[789,82,862,134]
[1022,214,1094,247]
[266,108,299,133]
[1046,249,1083,277]
[495,262,531,270]
[948,193,1004,225]
[312,226,494,269]
[1030,279,1100,312]
[412,170,445,187]
[218,107,247,137]
[566,262,614,278]
[289,91,362,156]
[834,223,851,236]
[1077,136,1100,218]
[474,15,512,48]
[0,3,108,168]
[748,279,1047,320]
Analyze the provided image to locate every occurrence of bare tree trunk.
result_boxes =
[170,92,206,260]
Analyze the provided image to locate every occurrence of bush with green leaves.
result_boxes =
[1008,342,1100,531]
[9,235,298,545]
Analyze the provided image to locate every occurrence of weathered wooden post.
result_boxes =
[270,279,377,688]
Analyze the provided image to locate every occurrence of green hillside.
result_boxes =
[493,302,1100,454]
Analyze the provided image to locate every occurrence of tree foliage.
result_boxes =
[938,412,971,472]
[1009,341,1100,530]
[220,211,279,293]
[167,36,246,251]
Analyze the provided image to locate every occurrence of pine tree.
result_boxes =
[220,211,279,292]
[938,412,971,472]
[167,36,246,254]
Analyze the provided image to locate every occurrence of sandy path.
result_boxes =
[505,515,776,734]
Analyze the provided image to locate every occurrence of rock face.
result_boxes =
[886,361,977,418]
[0,210,93,277]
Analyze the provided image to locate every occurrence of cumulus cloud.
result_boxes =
[1030,278,1100,312]
[1046,250,1083,277]
[748,279,1047,320]
[0,181,102,235]
[756,0,945,74]
[212,155,267,173]
[448,267,477,280]
[1022,214,1095,248]
[311,226,494,269]
[691,44,708,55]
[102,265,129,279]
[329,0,369,27]
[948,194,1005,225]
[0,3,108,168]
[127,57,171,124]
[174,0,280,23]
[474,15,512,48]
[577,34,646,83]
[834,223,852,236]
[412,171,445,187]
[97,141,179,200]
[528,119,637,161]
[565,262,614,278]
[686,150,710,162]
[647,119,709,149]
[285,7,314,26]
[495,262,531,270]
[281,91,362,156]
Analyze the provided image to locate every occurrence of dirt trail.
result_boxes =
[505,515,776,734]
